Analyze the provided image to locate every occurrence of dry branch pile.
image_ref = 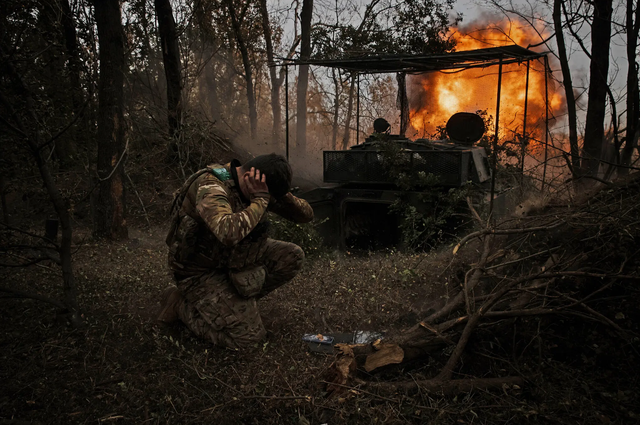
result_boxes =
[326,174,640,395]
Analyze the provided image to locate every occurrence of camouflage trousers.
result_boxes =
[174,238,304,349]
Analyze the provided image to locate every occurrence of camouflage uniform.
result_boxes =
[166,161,314,349]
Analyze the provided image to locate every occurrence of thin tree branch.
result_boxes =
[0,286,66,309]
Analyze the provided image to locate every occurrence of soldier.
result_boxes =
[373,118,391,134]
[158,153,314,349]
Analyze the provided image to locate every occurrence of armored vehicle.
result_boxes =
[283,45,549,248]
[299,112,491,249]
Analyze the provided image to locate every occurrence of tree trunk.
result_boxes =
[620,0,640,173]
[0,47,81,325]
[226,0,257,141]
[93,0,128,240]
[554,0,580,174]
[202,52,222,123]
[258,0,282,147]
[396,72,409,136]
[59,0,82,164]
[341,73,356,150]
[38,1,75,165]
[331,68,341,150]
[580,0,613,180]
[296,0,313,151]
[155,0,183,154]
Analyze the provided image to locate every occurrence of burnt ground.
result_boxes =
[1,220,639,424]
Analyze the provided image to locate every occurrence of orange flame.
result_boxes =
[408,18,564,152]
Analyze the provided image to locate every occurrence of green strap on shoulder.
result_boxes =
[211,167,231,181]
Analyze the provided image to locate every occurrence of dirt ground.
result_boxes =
[2,217,639,424]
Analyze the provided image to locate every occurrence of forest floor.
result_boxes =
[1,152,640,424]
[2,221,639,424]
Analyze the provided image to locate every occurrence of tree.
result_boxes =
[296,0,313,151]
[580,0,613,179]
[620,0,640,173]
[396,72,409,136]
[225,0,258,141]
[155,0,183,154]
[258,0,283,146]
[93,0,128,240]
[341,72,356,149]
[0,31,81,325]
[553,0,580,172]
[59,0,84,165]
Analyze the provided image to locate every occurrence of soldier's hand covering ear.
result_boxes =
[244,167,270,198]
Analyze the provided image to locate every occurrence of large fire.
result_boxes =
[408,18,565,152]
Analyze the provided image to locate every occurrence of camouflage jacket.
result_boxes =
[167,161,314,278]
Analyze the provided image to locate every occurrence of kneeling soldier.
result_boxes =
[159,153,314,349]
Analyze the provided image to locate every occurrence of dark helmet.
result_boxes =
[373,118,391,134]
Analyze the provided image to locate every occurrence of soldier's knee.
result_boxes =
[279,244,304,277]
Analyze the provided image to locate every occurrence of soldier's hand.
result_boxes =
[244,167,269,197]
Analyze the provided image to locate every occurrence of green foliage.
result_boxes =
[266,213,327,258]
[377,141,470,251]
[392,0,460,55]
[312,0,460,60]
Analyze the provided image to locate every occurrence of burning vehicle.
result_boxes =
[283,45,550,249]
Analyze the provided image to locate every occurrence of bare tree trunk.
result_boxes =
[396,72,408,136]
[93,0,128,240]
[202,54,222,123]
[296,0,313,151]
[554,0,580,174]
[620,0,640,173]
[258,0,282,147]
[331,68,340,150]
[0,47,81,325]
[580,0,613,180]
[341,73,355,150]
[38,1,74,165]
[155,0,183,154]
[59,0,82,163]
[226,0,258,141]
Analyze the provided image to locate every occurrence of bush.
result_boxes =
[266,213,327,258]
[377,141,471,251]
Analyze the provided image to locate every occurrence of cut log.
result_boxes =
[364,343,404,372]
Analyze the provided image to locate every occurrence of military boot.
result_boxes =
[229,266,266,298]
[157,286,183,323]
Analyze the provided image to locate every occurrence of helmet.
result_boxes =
[373,118,391,134]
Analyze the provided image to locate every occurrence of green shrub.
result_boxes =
[266,213,327,258]
[377,141,470,251]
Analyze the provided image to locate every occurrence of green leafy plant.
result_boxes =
[377,141,470,251]
[266,213,327,258]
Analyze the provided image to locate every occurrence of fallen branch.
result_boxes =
[0,285,66,309]
[427,235,493,323]
[0,221,60,248]
[453,220,564,254]
[241,395,311,401]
